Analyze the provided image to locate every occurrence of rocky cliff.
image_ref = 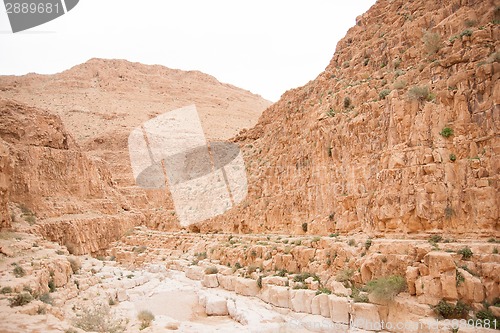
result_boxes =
[0,99,142,253]
[0,59,271,232]
[202,0,499,237]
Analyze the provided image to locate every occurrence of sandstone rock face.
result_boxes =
[201,0,499,238]
[0,59,271,231]
[0,99,142,253]
[0,139,11,229]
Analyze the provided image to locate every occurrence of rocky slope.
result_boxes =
[201,0,499,238]
[0,99,142,254]
[0,59,271,231]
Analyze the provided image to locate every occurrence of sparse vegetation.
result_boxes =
[460,29,473,37]
[379,89,391,100]
[365,275,406,301]
[39,293,53,305]
[423,31,442,54]
[205,266,218,275]
[315,287,332,295]
[343,96,352,109]
[393,80,406,90]
[10,292,33,307]
[301,222,308,233]
[458,246,473,260]
[73,304,125,333]
[348,239,356,246]
[137,310,155,330]
[408,85,435,102]
[456,270,465,286]
[449,154,457,162]
[429,235,443,243]
[1,286,13,294]
[336,269,354,287]
[365,238,372,250]
[440,127,454,138]
[13,265,25,278]
[48,279,56,292]
[434,300,469,319]
[293,272,320,283]
[275,269,288,277]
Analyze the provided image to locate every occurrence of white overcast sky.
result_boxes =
[0,1,376,101]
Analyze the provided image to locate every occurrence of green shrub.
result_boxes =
[336,269,354,286]
[449,154,457,162]
[351,287,369,303]
[234,262,242,270]
[315,288,332,295]
[247,266,258,275]
[423,31,442,54]
[1,286,13,294]
[329,233,338,238]
[408,85,434,101]
[10,292,33,307]
[39,293,53,305]
[429,235,443,243]
[348,239,356,246]
[293,272,320,283]
[73,304,125,333]
[137,310,155,330]
[365,239,373,250]
[292,283,309,290]
[379,89,391,100]
[456,270,465,286]
[440,127,454,138]
[434,300,469,319]
[205,266,218,275]
[13,265,25,278]
[195,252,207,260]
[460,29,473,37]
[312,236,321,243]
[301,223,308,233]
[458,246,473,260]
[365,275,407,301]
[275,269,288,277]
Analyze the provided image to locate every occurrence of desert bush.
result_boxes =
[365,239,372,250]
[205,266,218,275]
[343,96,352,109]
[440,127,454,138]
[408,85,434,101]
[434,300,469,319]
[293,272,320,283]
[73,304,125,333]
[13,265,25,278]
[379,89,391,100]
[460,29,473,37]
[10,292,33,307]
[39,293,53,305]
[423,31,442,54]
[301,223,308,232]
[365,275,407,301]
[48,279,56,292]
[449,154,457,162]
[428,235,443,243]
[393,80,406,90]
[137,310,155,330]
[275,269,288,277]
[247,266,258,275]
[336,269,354,286]
[292,283,308,290]
[1,286,13,294]
[315,288,332,295]
[458,246,473,260]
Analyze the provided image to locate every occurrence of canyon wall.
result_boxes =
[201,0,499,237]
[0,99,142,253]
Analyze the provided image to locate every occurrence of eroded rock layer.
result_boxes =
[202,0,499,237]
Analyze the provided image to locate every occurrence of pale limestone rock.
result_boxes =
[268,285,290,308]
[205,295,228,316]
[424,252,456,278]
[234,277,260,297]
[311,294,330,318]
[202,274,219,288]
[185,266,204,280]
[351,303,381,331]
[217,274,236,291]
[328,295,349,324]
[289,289,316,313]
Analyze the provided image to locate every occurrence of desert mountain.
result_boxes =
[196,0,500,238]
